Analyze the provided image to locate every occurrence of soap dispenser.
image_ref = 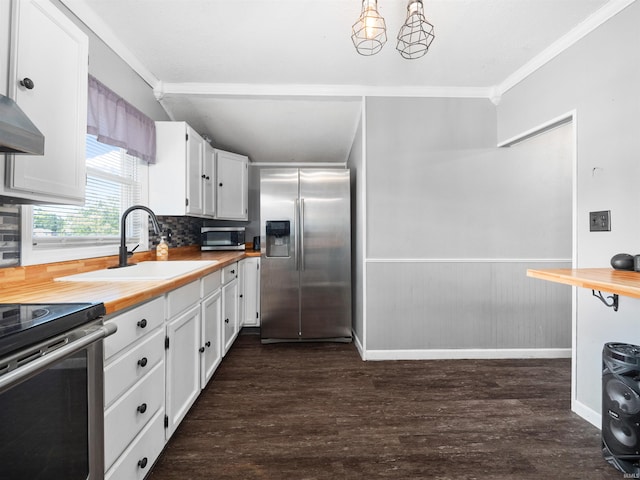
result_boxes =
[156,236,169,261]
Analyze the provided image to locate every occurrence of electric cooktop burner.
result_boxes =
[0,303,106,358]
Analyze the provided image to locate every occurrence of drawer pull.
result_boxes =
[137,357,148,367]
[138,457,148,469]
[137,403,148,414]
[225,318,229,324]
[230,269,235,274]
[199,346,205,353]
[137,318,148,329]
[205,341,211,348]
[20,77,35,90]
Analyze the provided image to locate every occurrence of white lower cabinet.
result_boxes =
[165,300,201,440]
[241,257,261,327]
[103,262,253,475]
[105,409,165,480]
[104,361,164,470]
[103,298,166,476]
[104,328,165,411]
[222,262,239,355]
[201,271,223,388]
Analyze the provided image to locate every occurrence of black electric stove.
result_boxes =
[0,303,106,358]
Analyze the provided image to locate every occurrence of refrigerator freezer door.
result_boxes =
[299,169,352,340]
[260,169,301,340]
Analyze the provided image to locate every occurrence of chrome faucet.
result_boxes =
[117,205,161,268]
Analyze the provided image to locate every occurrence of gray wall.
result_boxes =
[364,97,572,353]
[497,1,640,423]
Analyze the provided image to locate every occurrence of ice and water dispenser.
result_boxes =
[265,221,291,258]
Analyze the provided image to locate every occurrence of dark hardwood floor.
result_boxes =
[148,332,624,480]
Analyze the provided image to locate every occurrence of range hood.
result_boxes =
[0,95,44,155]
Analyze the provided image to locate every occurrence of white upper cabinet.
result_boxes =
[150,121,206,217]
[202,143,216,217]
[4,0,88,204]
[185,124,204,216]
[215,149,248,220]
[151,123,249,220]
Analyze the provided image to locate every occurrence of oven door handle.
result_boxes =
[0,323,117,393]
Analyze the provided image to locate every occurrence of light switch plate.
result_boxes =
[590,210,611,231]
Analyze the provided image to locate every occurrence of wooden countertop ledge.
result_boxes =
[0,246,261,315]
[527,268,640,299]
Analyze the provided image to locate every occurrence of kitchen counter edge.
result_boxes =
[527,267,640,299]
[0,247,261,315]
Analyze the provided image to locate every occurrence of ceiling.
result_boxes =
[61,0,627,164]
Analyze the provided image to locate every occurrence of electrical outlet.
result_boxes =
[590,210,611,232]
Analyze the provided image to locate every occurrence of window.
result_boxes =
[23,135,149,264]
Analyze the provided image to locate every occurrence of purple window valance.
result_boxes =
[87,75,156,164]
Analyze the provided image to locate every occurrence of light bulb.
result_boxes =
[364,7,377,39]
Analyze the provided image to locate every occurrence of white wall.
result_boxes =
[497,1,640,425]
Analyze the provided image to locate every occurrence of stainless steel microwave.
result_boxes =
[201,227,246,251]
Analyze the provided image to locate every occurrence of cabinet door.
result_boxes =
[8,0,88,203]
[201,290,222,389]
[222,278,238,355]
[202,143,216,217]
[215,150,248,220]
[242,258,261,327]
[185,125,204,216]
[165,305,200,439]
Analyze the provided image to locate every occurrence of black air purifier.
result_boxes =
[602,342,640,475]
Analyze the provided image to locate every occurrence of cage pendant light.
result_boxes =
[351,0,387,56]
[396,0,435,59]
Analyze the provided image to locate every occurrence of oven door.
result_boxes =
[0,322,116,480]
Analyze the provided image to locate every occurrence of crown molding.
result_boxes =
[153,82,492,99]
[495,0,637,97]
[59,0,160,89]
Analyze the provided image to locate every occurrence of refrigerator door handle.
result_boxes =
[294,198,300,271]
[300,197,305,271]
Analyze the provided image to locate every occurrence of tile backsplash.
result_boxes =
[0,205,20,267]
[149,215,204,248]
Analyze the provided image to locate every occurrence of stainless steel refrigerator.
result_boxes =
[260,168,352,343]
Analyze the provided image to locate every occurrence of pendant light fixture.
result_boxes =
[396,0,435,59]
[351,0,387,56]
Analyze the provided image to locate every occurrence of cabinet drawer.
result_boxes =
[104,328,165,408]
[105,409,165,480]
[222,262,238,284]
[167,280,200,318]
[104,361,165,470]
[202,270,222,297]
[104,297,164,360]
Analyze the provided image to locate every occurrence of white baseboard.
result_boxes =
[363,347,572,361]
[573,399,601,429]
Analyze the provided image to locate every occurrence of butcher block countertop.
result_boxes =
[527,268,640,299]
[0,246,261,315]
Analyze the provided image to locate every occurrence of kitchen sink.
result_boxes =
[55,260,219,282]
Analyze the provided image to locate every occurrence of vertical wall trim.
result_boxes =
[570,113,579,418]
[361,96,368,359]
[495,109,579,416]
